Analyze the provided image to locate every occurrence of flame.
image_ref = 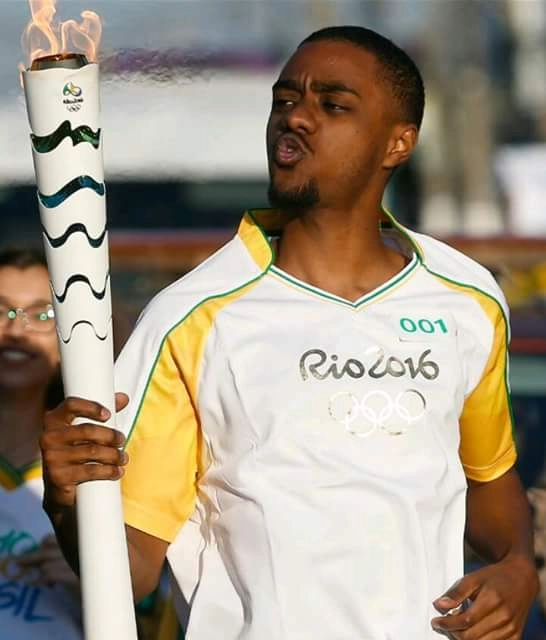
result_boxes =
[21,0,102,68]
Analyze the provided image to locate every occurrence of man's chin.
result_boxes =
[267,179,320,211]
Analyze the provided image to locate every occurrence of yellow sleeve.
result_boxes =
[121,335,199,543]
[118,281,257,542]
[459,301,517,482]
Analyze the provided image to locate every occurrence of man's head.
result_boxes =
[266,26,425,212]
[0,247,60,395]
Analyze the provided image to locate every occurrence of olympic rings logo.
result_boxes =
[328,389,427,438]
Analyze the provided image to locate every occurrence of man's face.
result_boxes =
[0,265,60,392]
[266,40,401,210]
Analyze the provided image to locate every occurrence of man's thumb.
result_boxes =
[433,576,479,614]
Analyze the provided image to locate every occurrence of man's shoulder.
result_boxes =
[409,229,507,315]
[135,233,263,337]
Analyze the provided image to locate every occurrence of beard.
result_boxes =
[267,178,320,212]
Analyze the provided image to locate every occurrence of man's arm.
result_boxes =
[465,467,534,565]
[41,394,169,602]
[431,468,539,639]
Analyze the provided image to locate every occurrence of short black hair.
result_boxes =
[299,26,425,129]
[0,246,47,270]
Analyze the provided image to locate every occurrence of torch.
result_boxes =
[20,3,137,639]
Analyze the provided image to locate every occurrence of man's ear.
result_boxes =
[383,125,419,170]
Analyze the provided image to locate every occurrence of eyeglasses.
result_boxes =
[0,304,56,333]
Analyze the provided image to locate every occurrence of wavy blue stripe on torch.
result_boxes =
[38,176,105,208]
[42,223,107,249]
[52,272,109,303]
[60,318,110,344]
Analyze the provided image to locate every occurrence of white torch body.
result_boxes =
[23,62,137,640]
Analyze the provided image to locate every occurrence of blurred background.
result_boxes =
[1,0,545,476]
[1,0,545,637]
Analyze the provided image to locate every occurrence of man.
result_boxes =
[41,27,538,639]
[0,247,82,639]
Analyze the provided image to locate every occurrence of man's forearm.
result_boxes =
[466,467,534,564]
[44,500,164,602]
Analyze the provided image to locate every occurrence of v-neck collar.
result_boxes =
[269,251,419,309]
[236,207,423,308]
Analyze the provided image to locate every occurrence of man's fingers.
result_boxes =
[44,441,127,469]
[431,586,505,636]
[434,575,481,613]
[445,608,518,640]
[45,459,125,488]
[44,393,131,431]
[41,423,125,451]
[45,396,111,429]
[65,443,128,466]
[41,395,130,510]
[115,392,130,412]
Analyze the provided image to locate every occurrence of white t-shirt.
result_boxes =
[0,461,82,640]
[116,209,516,640]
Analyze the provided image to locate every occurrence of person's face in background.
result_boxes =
[0,265,60,394]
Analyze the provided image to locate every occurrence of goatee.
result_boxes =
[268,179,320,212]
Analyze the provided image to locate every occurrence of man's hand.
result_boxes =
[40,393,169,601]
[18,534,80,588]
[431,554,539,639]
[40,393,130,511]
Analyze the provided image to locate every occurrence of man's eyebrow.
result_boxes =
[272,78,360,98]
[272,79,302,93]
[0,296,51,308]
[312,81,361,98]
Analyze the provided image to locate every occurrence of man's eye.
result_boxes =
[273,98,295,109]
[29,308,53,321]
[323,102,346,112]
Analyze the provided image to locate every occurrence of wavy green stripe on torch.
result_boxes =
[31,120,101,153]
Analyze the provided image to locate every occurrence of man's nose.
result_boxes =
[284,99,318,134]
[3,313,26,338]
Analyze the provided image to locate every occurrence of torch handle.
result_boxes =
[23,63,137,640]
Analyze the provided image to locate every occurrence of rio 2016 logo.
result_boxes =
[62,82,84,112]
[299,348,440,382]
[62,82,82,97]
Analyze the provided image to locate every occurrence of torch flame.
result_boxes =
[21,0,102,68]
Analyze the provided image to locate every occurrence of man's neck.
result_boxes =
[0,388,44,468]
[274,204,408,303]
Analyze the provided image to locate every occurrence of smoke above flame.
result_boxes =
[21,0,102,68]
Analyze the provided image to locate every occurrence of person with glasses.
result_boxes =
[0,247,83,640]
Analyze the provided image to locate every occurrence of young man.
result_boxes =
[41,27,538,639]
[0,247,82,639]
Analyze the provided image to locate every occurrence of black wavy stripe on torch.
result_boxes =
[60,318,111,344]
[31,120,101,153]
[52,272,110,303]
[43,223,107,249]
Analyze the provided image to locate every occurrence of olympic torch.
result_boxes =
[20,3,137,638]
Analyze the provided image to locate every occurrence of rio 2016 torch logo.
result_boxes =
[62,82,83,112]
